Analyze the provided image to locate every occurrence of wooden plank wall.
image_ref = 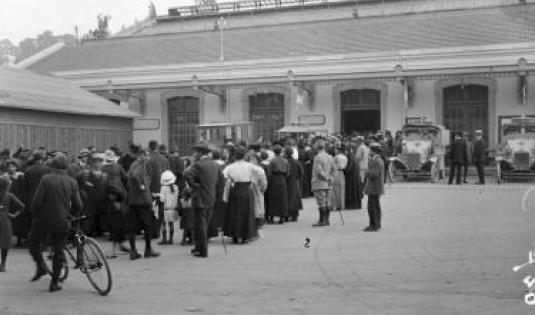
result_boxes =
[0,108,133,155]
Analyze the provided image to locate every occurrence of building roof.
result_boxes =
[28,4,535,74]
[0,67,139,118]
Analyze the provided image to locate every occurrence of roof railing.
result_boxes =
[165,0,364,18]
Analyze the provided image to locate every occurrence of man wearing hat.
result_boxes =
[28,154,83,292]
[473,130,487,184]
[184,142,225,257]
[364,142,384,232]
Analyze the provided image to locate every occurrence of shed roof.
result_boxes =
[0,67,139,118]
[28,4,535,74]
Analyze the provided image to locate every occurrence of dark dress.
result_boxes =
[299,150,314,198]
[102,163,128,243]
[344,150,363,210]
[0,193,24,249]
[266,157,289,219]
[287,158,303,219]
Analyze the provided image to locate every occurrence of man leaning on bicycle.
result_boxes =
[27,154,83,292]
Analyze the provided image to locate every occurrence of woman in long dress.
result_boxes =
[265,145,289,224]
[332,146,348,210]
[344,144,363,210]
[223,146,263,244]
[285,147,303,222]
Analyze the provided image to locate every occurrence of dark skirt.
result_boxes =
[345,163,363,210]
[179,206,194,231]
[266,173,289,218]
[287,177,302,218]
[224,182,257,241]
[108,202,128,243]
[0,212,12,249]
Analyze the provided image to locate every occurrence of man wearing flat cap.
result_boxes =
[364,142,384,232]
[184,142,225,257]
[473,130,487,184]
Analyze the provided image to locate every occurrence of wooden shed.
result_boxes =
[0,67,138,154]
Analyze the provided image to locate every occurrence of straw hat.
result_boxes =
[103,149,119,163]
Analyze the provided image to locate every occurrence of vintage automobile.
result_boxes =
[495,117,535,183]
[388,120,450,183]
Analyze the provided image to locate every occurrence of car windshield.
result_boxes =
[503,125,521,136]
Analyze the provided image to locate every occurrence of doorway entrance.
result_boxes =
[341,89,381,135]
[443,84,488,140]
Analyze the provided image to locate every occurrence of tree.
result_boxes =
[84,14,112,40]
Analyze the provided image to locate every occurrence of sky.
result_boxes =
[0,0,194,44]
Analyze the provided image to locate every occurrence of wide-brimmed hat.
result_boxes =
[103,149,118,163]
[160,170,176,185]
[192,141,211,153]
[91,152,106,161]
[369,142,382,151]
[78,148,91,158]
[475,129,483,135]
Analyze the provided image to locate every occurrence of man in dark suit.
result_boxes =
[473,130,487,184]
[448,133,468,185]
[364,143,384,232]
[184,142,225,258]
[28,154,83,292]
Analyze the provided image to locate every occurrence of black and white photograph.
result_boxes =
[1,0,535,314]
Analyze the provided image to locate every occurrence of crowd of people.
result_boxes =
[0,128,486,291]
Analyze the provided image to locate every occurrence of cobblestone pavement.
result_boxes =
[1,182,535,315]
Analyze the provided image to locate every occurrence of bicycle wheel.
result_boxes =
[80,238,113,296]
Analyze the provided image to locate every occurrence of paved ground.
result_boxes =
[1,182,535,315]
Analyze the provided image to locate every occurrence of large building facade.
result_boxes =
[25,0,535,153]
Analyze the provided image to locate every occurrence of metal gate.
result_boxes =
[168,96,199,155]
[249,93,285,142]
[443,85,488,139]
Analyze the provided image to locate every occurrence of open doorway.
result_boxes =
[340,89,381,136]
[342,109,381,135]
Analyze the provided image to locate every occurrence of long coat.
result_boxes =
[286,157,303,216]
[448,139,468,164]
[30,170,83,234]
[146,151,170,194]
[184,158,225,210]
[266,156,289,217]
[364,155,385,196]
[473,139,487,163]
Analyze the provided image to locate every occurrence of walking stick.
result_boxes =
[219,227,228,255]
[338,208,345,226]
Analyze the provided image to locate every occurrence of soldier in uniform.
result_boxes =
[311,139,336,227]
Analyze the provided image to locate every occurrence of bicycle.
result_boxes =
[45,215,113,296]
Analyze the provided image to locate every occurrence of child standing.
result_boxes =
[159,171,179,245]
[0,175,24,272]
